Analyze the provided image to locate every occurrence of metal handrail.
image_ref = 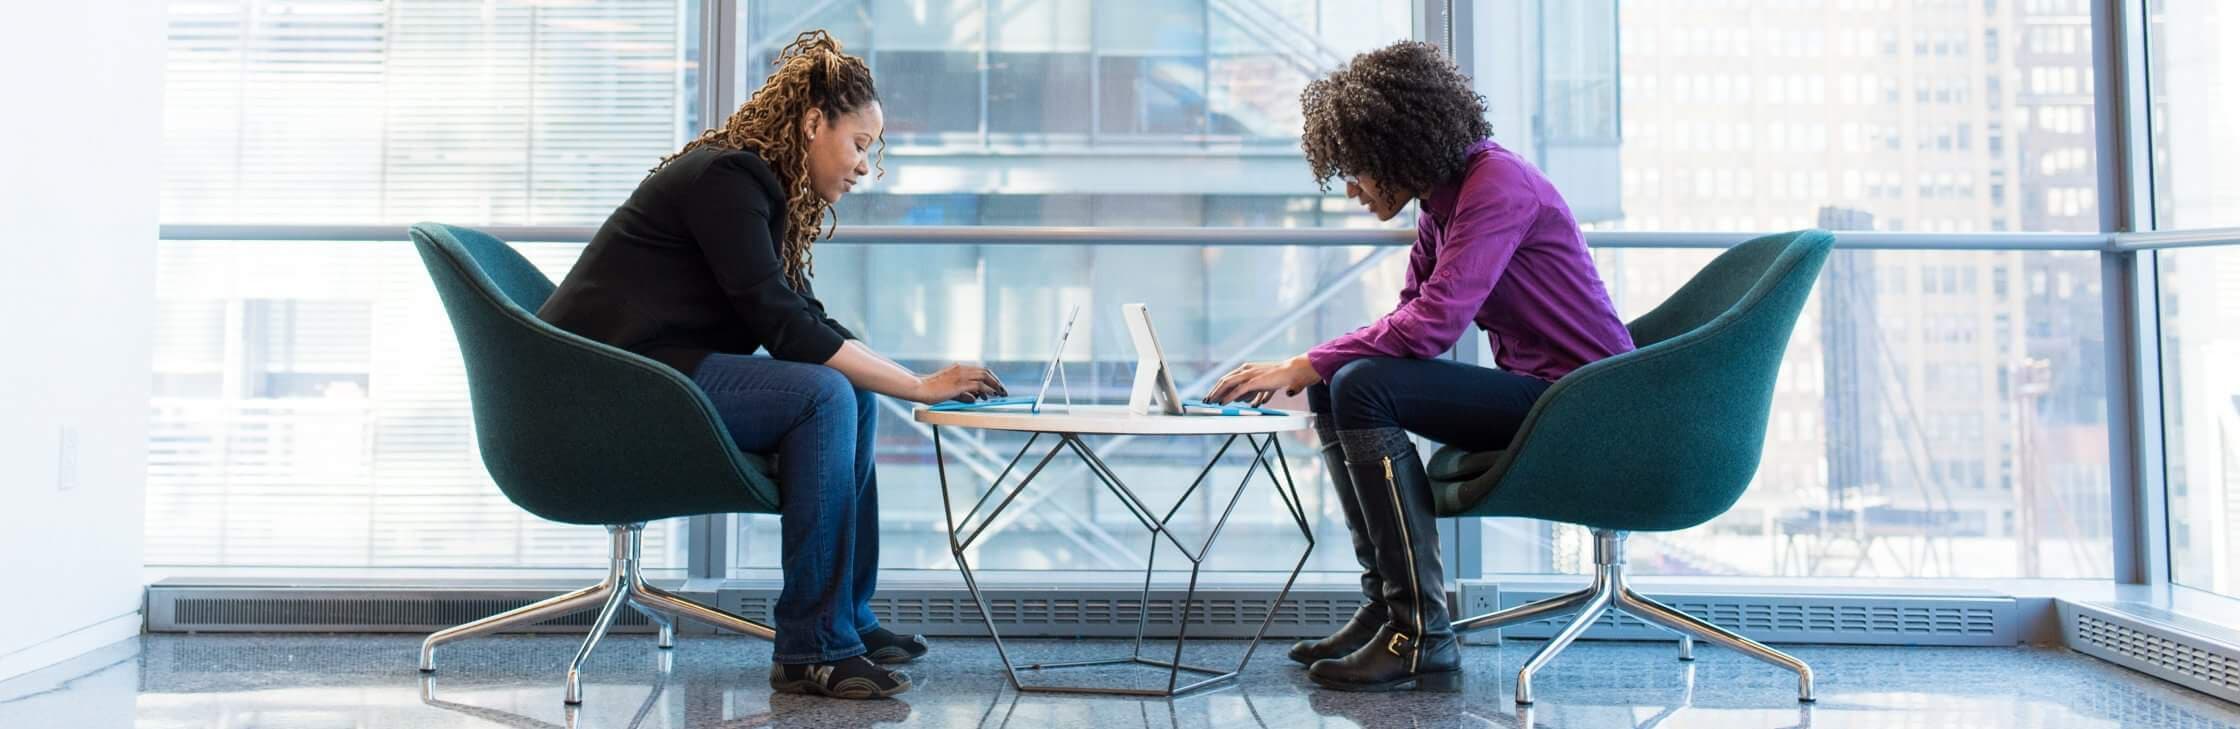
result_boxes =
[159,224,2143,251]
[2111,226,2240,251]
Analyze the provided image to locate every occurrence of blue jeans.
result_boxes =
[1311,357,1553,450]
[690,354,882,664]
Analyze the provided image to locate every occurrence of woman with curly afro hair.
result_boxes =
[541,31,1007,700]
[1208,40,1635,692]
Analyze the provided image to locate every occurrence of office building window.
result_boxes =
[879,50,984,135]
[2160,247,2240,596]
[2148,0,2240,596]
[152,0,702,569]
[1575,249,2111,579]
[2145,0,2240,229]
[162,0,699,227]
[733,1,1414,575]
[1586,1,2097,234]
[990,53,1094,135]
[150,0,2123,584]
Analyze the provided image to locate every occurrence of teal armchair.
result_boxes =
[409,222,782,705]
[1430,230,1834,705]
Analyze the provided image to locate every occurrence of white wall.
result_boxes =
[0,2,162,681]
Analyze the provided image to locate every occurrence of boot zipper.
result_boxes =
[1383,456,1420,673]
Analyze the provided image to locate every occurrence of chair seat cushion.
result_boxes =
[734,451,780,509]
[1427,445,1505,517]
[1427,445,1503,482]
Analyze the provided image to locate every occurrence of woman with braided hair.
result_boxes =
[542,30,1000,699]
[1206,40,1635,692]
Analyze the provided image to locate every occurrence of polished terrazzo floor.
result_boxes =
[2,633,2237,728]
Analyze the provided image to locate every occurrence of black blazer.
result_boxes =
[540,146,855,375]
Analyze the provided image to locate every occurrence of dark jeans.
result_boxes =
[691,354,881,664]
[1310,357,1553,450]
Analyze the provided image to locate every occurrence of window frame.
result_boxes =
[147,0,2240,603]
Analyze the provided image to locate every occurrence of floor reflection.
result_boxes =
[0,634,2235,728]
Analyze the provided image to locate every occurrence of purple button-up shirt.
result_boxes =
[1307,139,1635,383]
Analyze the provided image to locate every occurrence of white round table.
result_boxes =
[915,404,1314,436]
[912,404,1317,697]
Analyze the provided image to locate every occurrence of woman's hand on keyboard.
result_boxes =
[914,364,1008,404]
[1206,355,1318,407]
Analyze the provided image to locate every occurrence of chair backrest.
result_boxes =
[409,223,779,524]
[1450,230,1834,531]
[438,224,559,312]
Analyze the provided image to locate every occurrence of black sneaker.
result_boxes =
[768,656,912,699]
[859,626,930,665]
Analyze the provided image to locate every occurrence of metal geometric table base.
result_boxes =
[1452,529,1816,705]
[417,523,777,705]
[932,427,1315,697]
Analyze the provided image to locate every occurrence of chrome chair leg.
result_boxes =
[1616,587,1815,703]
[621,559,679,649]
[629,598,676,649]
[1451,587,1596,636]
[632,583,777,640]
[1515,583,1612,706]
[1460,529,1812,706]
[420,582,611,672]
[418,522,778,705]
[565,579,634,705]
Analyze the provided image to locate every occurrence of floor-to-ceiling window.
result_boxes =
[147,0,2141,591]
[1500,0,2117,579]
[730,1,1416,576]
[2145,0,2240,597]
[151,0,703,571]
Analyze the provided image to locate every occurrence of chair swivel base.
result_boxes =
[417,524,776,705]
[1452,529,1815,706]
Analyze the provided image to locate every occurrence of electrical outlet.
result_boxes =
[1458,580,1503,646]
[56,425,78,492]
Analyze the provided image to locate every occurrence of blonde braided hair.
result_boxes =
[656,30,881,289]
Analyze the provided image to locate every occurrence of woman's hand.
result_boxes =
[1206,355,1319,406]
[914,364,1007,404]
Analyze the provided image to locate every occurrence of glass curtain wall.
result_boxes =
[152,0,702,569]
[2146,0,2240,596]
[146,0,2146,588]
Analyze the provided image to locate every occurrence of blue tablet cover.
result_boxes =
[1181,399,1287,416]
[926,396,1039,412]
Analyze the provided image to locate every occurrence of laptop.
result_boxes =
[1123,303,1284,417]
[926,303,1079,414]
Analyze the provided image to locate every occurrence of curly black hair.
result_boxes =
[657,30,879,290]
[1300,40,1492,198]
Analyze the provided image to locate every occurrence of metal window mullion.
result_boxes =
[2088,0,2165,587]
[1413,0,1450,51]
[2093,0,2155,233]
[980,0,992,148]
[1448,516,1483,582]
[1449,0,1476,73]
[1425,0,1481,583]
[689,0,742,582]
[2122,251,2170,587]
[1200,0,1211,138]
[700,0,740,138]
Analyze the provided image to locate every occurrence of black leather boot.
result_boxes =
[1288,437,1388,666]
[1308,428,1461,692]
